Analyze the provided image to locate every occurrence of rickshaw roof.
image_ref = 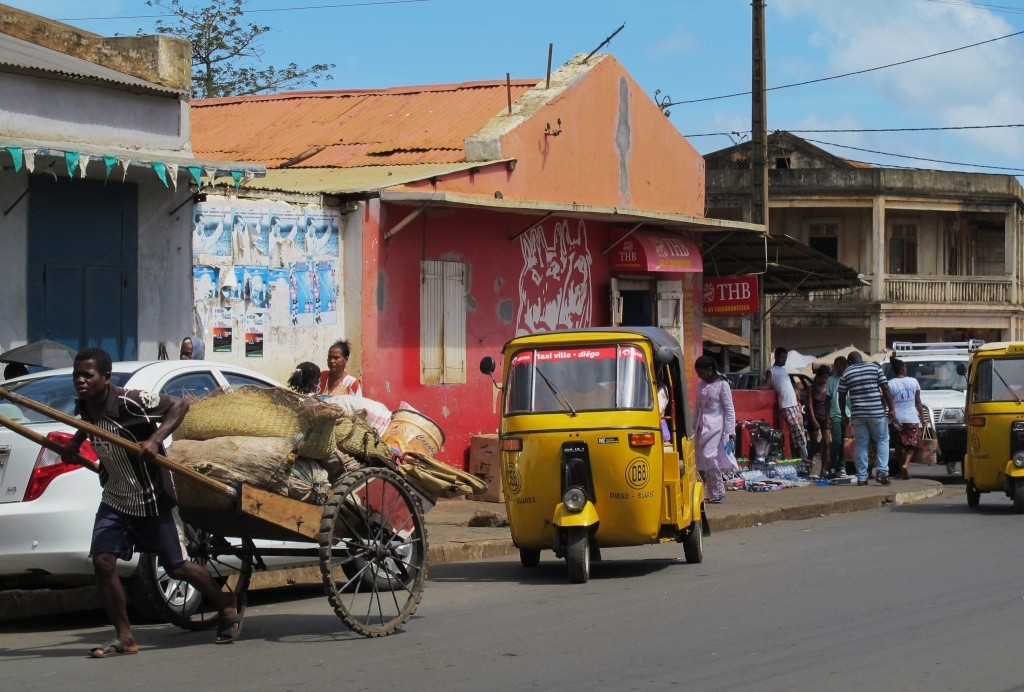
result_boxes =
[503,327,683,361]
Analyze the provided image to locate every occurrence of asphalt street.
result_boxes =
[2,474,1020,692]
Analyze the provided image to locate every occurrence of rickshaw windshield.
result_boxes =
[972,357,1024,403]
[504,344,654,414]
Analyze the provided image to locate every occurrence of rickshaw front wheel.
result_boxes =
[681,520,704,564]
[965,479,981,508]
[1013,480,1024,515]
[519,548,541,568]
[565,528,590,584]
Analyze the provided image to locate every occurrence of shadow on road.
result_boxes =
[428,554,682,585]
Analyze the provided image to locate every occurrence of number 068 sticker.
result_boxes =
[625,458,650,490]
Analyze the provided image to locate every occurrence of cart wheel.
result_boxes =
[126,526,253,631]
[565,528,590,584]
[519,549,541,568]
[681,520,704,564]
[318,467,427,637]
[1013,480,1024,515]
[965,479,981,508]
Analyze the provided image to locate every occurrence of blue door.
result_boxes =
[27,176,138,360]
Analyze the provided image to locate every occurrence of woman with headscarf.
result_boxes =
[693,355,737,504]
[179,337,206,360]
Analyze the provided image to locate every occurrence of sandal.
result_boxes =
[88,639,139,658]
[899,466,910,480]
[215,613,244,645]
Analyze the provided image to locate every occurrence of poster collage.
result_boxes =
[191,203,341,357]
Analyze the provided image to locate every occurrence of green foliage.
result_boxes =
[147,0,334,98]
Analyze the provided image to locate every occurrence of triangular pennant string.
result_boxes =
[230,170,243,190]
[151,161,168,187]
[118,157,131,183]
[23,148,36,173]
[165,163,179,191]
[187,166,203,187]
[6,146,23,173]
[203,167,218,188]
[103,156,117,183]
[77,154,91,178]
[64,151,80,178]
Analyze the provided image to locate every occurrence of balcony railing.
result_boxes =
[803,276,1012,304]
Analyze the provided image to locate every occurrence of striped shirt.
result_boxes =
[837,362,888,418]
[73,386,177,517]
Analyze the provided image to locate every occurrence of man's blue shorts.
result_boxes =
[90,503,188,570]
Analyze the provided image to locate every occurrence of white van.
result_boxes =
[881,341,978,474]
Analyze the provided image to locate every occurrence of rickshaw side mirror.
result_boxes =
[479,356,496,376]
[654,346,674,366]
[956,363,967,377]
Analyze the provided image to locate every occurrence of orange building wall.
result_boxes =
[400,56,705,216]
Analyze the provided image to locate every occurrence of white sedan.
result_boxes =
[0,359,309,623]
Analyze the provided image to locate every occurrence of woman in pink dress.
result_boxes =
[693,356,738,504]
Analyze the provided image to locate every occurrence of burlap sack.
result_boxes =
[334,411,394,467]
[168,435,298,495]
[176,385,339,459]
[288,458,331,505]
[395,451,489,502]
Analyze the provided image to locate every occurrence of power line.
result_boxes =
[59,0,431,22]
[801,137,1024,172]
[919,0,1024,16]
[684,124,1024,137]
[663,28,1024,107]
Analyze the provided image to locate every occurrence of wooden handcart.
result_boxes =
[0,385,428,638]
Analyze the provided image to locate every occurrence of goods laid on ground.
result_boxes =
[175,385,487,507]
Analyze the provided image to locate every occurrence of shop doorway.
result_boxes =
[610,278,683,342]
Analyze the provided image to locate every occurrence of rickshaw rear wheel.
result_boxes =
[519,548,541,568]
[681,520,704,564]
[565,528,590,583]
[1013,480,1024,515]
[318,467,427,637]
[965,479,981,508]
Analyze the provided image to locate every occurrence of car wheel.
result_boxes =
[125,526,252,630]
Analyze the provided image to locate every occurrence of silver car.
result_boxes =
[0,360,307,622]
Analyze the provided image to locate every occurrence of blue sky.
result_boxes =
[10,0,1024,175]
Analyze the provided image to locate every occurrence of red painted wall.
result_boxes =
[359,201,705,468]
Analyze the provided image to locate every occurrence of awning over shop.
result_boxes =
[702,323,749,348]
[702,232,864,295]
[607,230,702,273]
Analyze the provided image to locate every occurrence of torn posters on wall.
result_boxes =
[212,308,233,352]
[190,201,343,358]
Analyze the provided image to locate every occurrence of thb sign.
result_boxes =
[703,276,759,316]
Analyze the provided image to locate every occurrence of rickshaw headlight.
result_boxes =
[562,486,587,512]
[1013,452,1024,468]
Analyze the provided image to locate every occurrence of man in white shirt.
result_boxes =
[762,346,808,463]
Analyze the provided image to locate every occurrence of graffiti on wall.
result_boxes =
[515,219,593,336]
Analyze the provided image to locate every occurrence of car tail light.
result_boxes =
[23,432,98,502]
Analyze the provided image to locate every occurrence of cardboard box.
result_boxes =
[467,434,503,503]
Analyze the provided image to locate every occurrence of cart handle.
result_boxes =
[0,385,233,497]
[0,412,101,473]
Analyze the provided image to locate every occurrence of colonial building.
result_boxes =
[704,131,1024,353]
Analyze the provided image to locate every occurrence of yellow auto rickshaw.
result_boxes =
[479,327,706,583]
[963,341,1024,512]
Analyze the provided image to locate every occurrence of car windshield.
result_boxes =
[883,360,967,392]
[972,358,1024,403]
[0,372,131,423]
[504,344,653,414]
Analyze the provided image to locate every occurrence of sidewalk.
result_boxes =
[0,478,943,621]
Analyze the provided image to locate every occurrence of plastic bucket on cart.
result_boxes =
[382,409,445,457]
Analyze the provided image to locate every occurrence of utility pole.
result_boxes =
[750,0,770,373]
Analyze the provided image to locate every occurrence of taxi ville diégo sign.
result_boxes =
[702,276,759,316]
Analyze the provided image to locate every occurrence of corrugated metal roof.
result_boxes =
[0,32,182,96]
[244,161,509,195]
[191,80,536,167]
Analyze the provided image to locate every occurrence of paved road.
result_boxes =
[3,484,1020,691]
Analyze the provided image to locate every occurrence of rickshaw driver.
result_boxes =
[60,348,242,656]
[563,358,614,410]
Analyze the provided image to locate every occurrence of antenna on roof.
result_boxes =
[583,22,625,64]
